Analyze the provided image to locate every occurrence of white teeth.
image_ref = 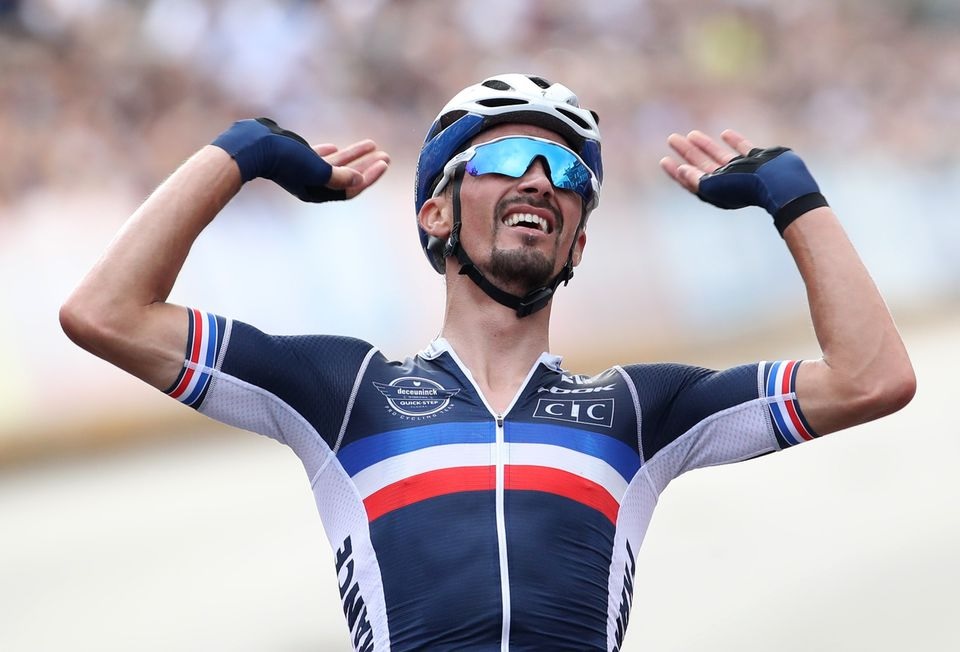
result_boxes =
[503,213,549,233]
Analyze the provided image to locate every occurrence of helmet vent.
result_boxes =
[528,75,552,89]
[438,109,468,132]
[477,98,528,108]
[481,79,513,91]
[557,107,591,130]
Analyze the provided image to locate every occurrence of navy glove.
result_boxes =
[697,146,828,235]
[212,118,345,203]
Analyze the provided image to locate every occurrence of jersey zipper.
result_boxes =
[432,343,556,651]
[494,412,510,652]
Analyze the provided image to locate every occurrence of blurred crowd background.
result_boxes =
[3,0,960,206]
[5,0,959,452]
[2,1,959,650]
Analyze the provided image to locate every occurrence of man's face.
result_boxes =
[454,124,587,295]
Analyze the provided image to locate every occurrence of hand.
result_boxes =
[212,118,390,202]
[659,129,752,194]
[660,129,827,234]
[314,139,390,201]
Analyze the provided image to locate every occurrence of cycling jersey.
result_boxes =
[166,308,818,652]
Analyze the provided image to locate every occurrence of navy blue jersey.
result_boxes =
[165,308,818,651]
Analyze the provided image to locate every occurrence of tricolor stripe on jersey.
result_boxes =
[763,360,817,446]
[505,421,639,524]
[339,420,638,525]
[506,421,640,483]
[166,308,226,407]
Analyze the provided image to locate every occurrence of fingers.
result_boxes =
[661,130,725,194]
[327,156,390,192]
[318,139,391,195]
[345,158,390,199]
[313,144,339,157]
[661,129,757,193]
[720,129,754,156]
[666,132,718,173]
[328,166,364,189]
[659,156,702,194]
[688,130,740,165]
[350,148,391,175]
[322,139,379,167]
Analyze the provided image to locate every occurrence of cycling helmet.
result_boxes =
[415,73,603,274]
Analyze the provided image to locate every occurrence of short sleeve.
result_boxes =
[620,360,818,486]
[164,308,376,455]
[761,360,818,447]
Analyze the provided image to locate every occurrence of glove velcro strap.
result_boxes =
[773,192,829,236]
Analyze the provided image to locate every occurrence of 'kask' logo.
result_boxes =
[373,377,459,419]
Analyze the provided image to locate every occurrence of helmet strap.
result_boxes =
[445,165,581,319]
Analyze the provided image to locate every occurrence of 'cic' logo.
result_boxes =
[373,377,460,418]
[533,398,614,428]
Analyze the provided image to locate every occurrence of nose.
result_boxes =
[517,157,553,196]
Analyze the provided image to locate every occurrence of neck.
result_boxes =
[439,272,553,411]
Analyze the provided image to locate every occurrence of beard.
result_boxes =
[488,244,555,292]
[482,195,568,293]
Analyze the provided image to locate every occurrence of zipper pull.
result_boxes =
[496,414,504,428]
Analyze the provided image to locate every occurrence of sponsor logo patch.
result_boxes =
[533,398,614,428]
[537,383,616,394]
[374,377,459,419]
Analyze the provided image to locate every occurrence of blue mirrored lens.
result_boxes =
[464,138,594,202]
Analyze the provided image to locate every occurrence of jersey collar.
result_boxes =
[420,337,564,373]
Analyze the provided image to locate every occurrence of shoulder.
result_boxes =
[618,361,759,400]
[617,361,763,448]
[185,313,381,399]
[225,321,376,367]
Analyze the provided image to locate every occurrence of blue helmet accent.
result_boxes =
[415,112,487,228]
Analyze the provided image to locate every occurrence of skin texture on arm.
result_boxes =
[660,129,915,436]
[60,139,388,392]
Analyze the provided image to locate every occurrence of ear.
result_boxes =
[571,227,587,267]
[418,195,452,240]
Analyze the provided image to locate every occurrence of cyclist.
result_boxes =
[61,74,915,651]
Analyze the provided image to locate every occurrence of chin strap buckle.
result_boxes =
[515,287,555,318]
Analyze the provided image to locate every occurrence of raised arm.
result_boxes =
[60,119,389,391]
[660,129,915,436]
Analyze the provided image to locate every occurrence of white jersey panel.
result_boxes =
[200,371,333,480]
[642,399,778,495]
[312,457,391,652]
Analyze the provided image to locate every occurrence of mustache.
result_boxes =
[494,196,563,232]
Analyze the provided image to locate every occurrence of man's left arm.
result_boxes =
[780,205,915,434]
[661,129,915,436]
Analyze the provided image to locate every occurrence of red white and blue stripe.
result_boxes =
[764,360,817,446]
[505,421,638,524]
[166,308,225,408]
[339,420,640,525]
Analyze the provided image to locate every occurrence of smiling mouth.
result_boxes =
[502,213,551,234]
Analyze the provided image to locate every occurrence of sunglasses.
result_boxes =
[432,136,600,210]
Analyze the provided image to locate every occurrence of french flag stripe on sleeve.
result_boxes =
[764,360,817,446]
[166,308,226,408]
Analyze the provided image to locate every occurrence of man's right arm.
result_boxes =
[60,146,241,390]
[60,123,388,392]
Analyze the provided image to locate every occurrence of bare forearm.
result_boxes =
[62,124,388,391]
[785,208,915,433]
[662,130,915,434]
[61,146,241,387]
